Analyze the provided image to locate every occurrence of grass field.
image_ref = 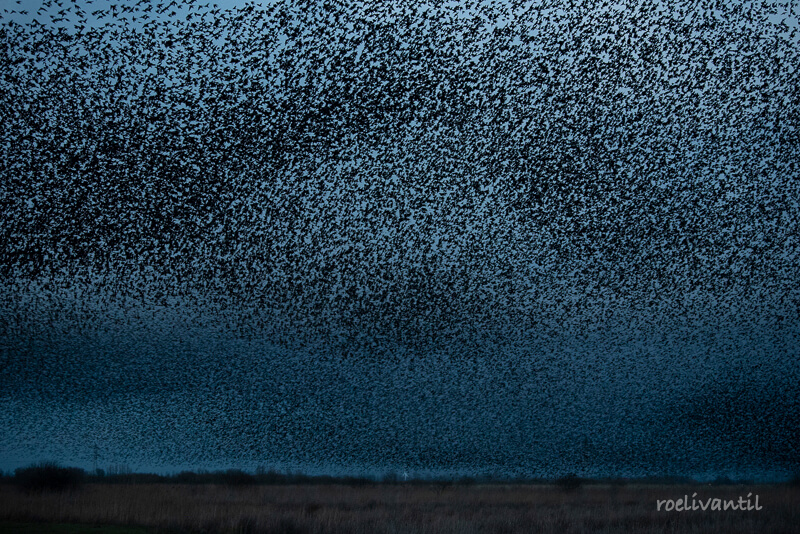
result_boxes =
[1,482,798,533]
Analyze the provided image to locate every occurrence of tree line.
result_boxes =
[5,461,784,493]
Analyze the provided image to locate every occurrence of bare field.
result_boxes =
[1,483,798,534]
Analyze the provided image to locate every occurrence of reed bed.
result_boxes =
[1,482,798,533]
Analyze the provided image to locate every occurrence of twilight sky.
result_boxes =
[1,0,798,480]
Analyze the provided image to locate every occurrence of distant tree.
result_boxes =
[556,473,582,491]
[220,469,255,486]
[341,475,370,487]
[14,462,85,492]
[175,470,199,484]
[255,468,285,484]
[108,464,133,476]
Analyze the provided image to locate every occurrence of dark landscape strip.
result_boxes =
[0,523,151,534]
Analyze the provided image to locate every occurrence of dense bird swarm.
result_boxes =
[1,0,798,479]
